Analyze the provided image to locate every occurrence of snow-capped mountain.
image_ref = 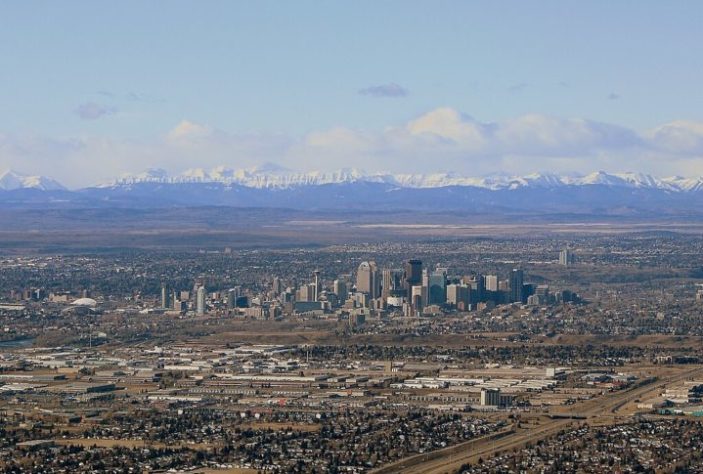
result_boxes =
[101,166,703,193]
[6,166,703,215]
[6,165,703,194]
[107,165,379,188]
[0,170,66,191]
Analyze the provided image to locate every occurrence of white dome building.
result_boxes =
[71,297,97,307]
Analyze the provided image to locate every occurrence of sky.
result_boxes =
[1,1,703,187]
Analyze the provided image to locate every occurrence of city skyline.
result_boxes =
[3,4,703,471]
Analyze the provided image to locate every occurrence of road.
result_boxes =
[372,365,703,474]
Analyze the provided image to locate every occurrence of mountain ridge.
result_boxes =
[95,167,703,192]
[6,166,703,192]
[4,167,703,215]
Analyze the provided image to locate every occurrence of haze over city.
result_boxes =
[4,3,703,474]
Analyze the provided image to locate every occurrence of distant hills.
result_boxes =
[3,167,703,216]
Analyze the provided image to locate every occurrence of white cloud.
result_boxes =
[305,127,375,151]
[406,107,487,148]
[493,115,641,156]
[2,108,703,188]
[646,120,703,154]
[167,120,213,141]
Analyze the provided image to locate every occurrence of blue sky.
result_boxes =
[1,1,703,186]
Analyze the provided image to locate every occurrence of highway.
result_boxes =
[372,365,703,474]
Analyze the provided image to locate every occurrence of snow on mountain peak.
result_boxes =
[577,170,626,186]
[180,168,211,181]
[0,169,66,191]
[98,166,703,193]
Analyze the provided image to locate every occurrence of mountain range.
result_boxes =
[100,165,703,192]
[3,166,703,216]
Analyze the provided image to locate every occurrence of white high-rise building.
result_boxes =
[356,262,372,294]
[272,277,282,295]
[484,275,499,292]
[356,261,380,299]
[411,285,427,310]
[447,283,470,307]
[296,285,312,302]
[196,286,207,315]
[559,249,575,266]
[312,270,321,302]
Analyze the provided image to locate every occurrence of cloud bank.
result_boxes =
[358,83,409,98]
[74,102,117,120]
[2,108,703,188]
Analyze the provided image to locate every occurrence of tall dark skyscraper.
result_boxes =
[428,269,447,305]
[313,270,321,302]
[509,268,524,303]
[474,273,485,302]
[404,259,422,293]
[161,284,169,309]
